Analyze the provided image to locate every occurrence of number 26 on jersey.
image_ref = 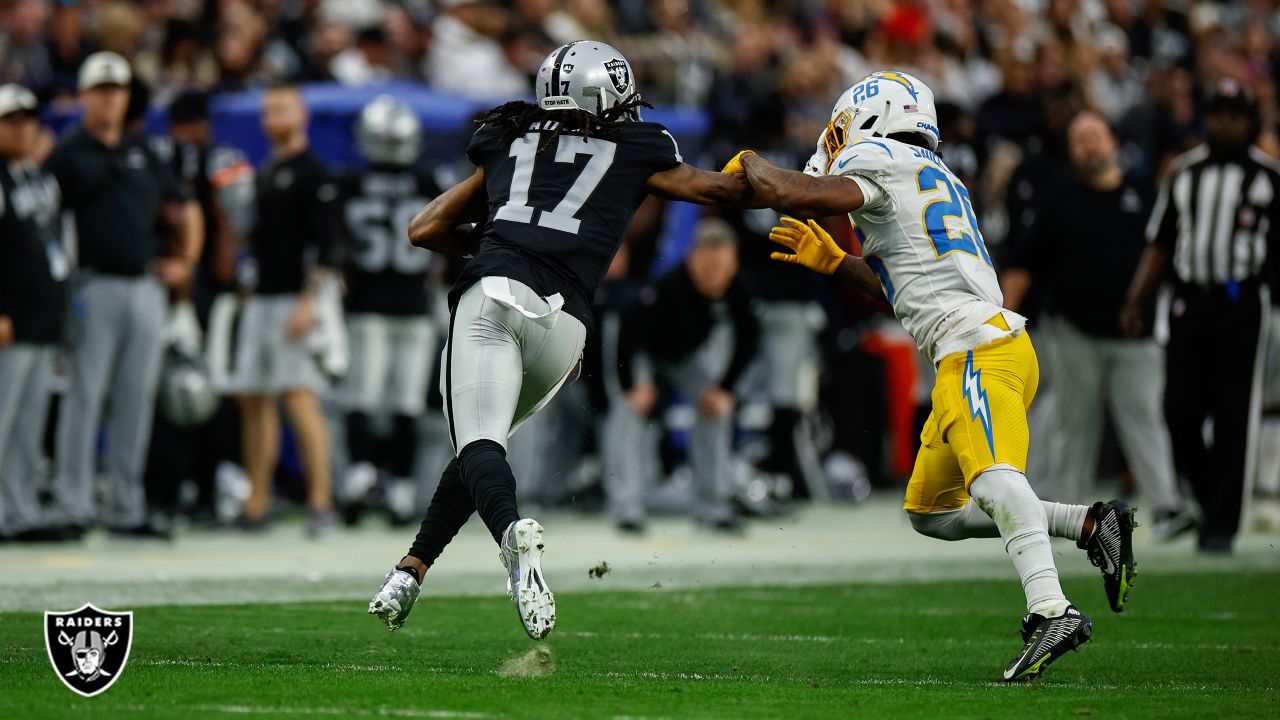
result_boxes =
[916,164,993,267]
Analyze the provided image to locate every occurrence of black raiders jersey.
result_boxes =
[453,119,683,333]
[340,167,442,316]
[251,150,340,295]
[0,160,67,343]
[150,135,254,297]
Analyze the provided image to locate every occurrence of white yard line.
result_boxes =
[0,498,1276,612]
[103,703,488,718]
[585,670,1276,693]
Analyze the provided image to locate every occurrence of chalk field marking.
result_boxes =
[110,704,490,718]
[587,670,1277,693]
[559,630,1275,653]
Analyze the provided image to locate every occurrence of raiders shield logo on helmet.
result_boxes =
[44,603,133,697]
[604,58,630,94]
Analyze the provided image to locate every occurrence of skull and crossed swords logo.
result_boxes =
[44,603,133,697]
[604,58,631,94]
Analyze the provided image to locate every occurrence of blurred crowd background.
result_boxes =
[3,0,1280,546]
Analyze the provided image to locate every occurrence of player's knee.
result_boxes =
[907,510,965,541]
[970,464,1031,499]
[457,438,509,483]
[282,387,319,414]
[970,465,1046,526]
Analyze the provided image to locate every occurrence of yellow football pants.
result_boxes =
[903,317,1040,514]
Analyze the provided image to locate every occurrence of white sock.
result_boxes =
[970,466,1070,617]
[1043,501,1090,543]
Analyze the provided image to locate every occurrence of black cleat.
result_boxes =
[1002,605,1092,682]
[1080,500,1138,613]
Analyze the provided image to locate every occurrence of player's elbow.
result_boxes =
[407,207,439,248]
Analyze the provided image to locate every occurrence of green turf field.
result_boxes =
[1,570,1277,719]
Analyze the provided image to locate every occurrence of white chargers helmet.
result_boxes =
[357,94,422,167]
[822,71,939,169]
[536,40,643,120]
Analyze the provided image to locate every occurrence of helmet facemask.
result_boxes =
[821,71,940,169]
[823,102,893,171]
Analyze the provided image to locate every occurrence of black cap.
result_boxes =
[170,90,210,124]
[1207,78,1257,116]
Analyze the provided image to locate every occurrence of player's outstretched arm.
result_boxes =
[408,168,488,255]
[736,152,864,218]
[645,163,757,206]
[769,217,885,300]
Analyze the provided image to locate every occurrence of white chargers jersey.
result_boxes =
[817,138,1025,365]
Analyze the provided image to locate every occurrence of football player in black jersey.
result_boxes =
[337,96,441,526]
[370,41,755,640]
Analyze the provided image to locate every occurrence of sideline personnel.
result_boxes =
[0,84,68,541]
[1122,80,1280,553]
[46,53,202,534]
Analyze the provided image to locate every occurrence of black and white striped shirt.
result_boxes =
[1146,145,1280,286]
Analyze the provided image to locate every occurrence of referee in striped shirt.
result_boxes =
[1122,79,1280,553]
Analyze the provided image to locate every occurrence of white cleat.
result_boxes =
[368,569,421,631]
[500,519,556,640]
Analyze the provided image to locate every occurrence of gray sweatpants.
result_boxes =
[0,344,57,534]
[603,322,737,524]
[55,274,168,527]
[755,301,823,411]
[1046,315,1183,511]
[442,277,586,454]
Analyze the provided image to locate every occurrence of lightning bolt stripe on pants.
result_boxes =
[962,350,996,458]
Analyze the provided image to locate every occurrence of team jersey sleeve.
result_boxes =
[207,146,254,188]
[828,141,898,215]
[466,123,504,168]
[628,123,683,174]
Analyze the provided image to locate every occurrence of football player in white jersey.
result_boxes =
[723,71,1139,681]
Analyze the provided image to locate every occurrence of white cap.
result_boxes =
[78,52,132,90]
[0,84,38,117]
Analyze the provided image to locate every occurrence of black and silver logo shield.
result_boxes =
[604,58,630,93]
[44,603,133,697]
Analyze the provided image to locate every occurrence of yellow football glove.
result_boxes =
[769,217,847,275]
[721,149,755,174]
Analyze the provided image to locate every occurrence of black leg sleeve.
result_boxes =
[407,458,474,567]
[458,439,521,543]
[347,411,376,465]
[387,414,419,478]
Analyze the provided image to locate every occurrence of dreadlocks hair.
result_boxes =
[476,96,654,153]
